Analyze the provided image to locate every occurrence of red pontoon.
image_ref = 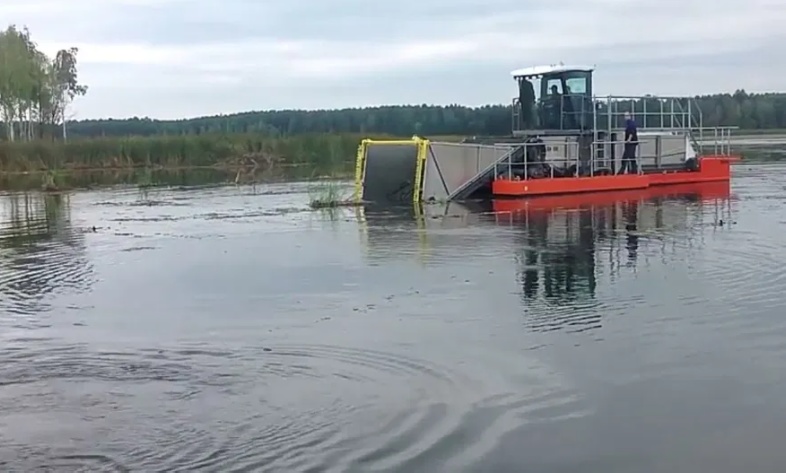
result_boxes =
[492,155,738,197]
[492,180,732,215]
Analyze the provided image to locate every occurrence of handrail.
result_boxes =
[494,139,656,180]
[490,132,739,182]
[512,93,707,134]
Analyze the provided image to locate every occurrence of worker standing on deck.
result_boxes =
[618,111,638,174]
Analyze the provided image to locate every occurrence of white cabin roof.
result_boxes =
[510,64,594,77]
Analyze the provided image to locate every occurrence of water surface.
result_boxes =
[1,164,786,472]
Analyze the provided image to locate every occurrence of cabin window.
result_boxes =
[545,79,562,95]
[565,76,587,94]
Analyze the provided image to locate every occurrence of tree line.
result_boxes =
[0,25,87,142]
[61,91,786,139]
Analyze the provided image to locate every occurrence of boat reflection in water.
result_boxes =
[355,181,733,330]
[494,181,732,289]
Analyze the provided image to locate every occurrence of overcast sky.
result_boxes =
[2,0,783,119]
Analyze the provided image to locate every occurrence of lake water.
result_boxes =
[1,163,785,472]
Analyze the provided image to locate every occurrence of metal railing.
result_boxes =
[491,139,669,181]
[693,126,737,155]
[512,94,705,134]
[597,95,702,131]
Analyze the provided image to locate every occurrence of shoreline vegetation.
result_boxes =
[1,129,784,175]
[0,132,367,173]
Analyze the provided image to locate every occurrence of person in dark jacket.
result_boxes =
[618,111,638,174]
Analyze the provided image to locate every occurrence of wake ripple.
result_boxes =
[0,342,587,472]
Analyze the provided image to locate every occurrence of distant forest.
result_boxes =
[65,90,786,138]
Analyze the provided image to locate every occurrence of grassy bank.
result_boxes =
[0,132,374,173]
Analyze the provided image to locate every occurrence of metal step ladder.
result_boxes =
[448,146,520,201]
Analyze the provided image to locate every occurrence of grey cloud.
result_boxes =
[13,0,781,118]
[33,0,783,53]
[39,0,577,45]
[19,0,786,47]
[73,41,783,120]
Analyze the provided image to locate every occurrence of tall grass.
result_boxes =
[0,132,364,173]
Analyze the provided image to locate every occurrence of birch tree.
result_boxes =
[52,47,87,140]
[0,25,87,142]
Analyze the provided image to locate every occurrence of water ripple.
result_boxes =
[0,193,94,319]
[0,340,585,471]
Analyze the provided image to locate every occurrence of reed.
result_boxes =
[0,132,365,173]
[307,179,359,209]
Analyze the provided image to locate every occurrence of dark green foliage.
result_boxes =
[43,90,786,138]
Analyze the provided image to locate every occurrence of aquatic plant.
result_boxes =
[40,169,67,191]
[307,179,358,209]
[136,167,154,189]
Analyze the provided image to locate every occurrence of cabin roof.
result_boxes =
[510,64,594,78]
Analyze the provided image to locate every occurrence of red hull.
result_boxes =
[492,180,731,214]
[491,155,739,197]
